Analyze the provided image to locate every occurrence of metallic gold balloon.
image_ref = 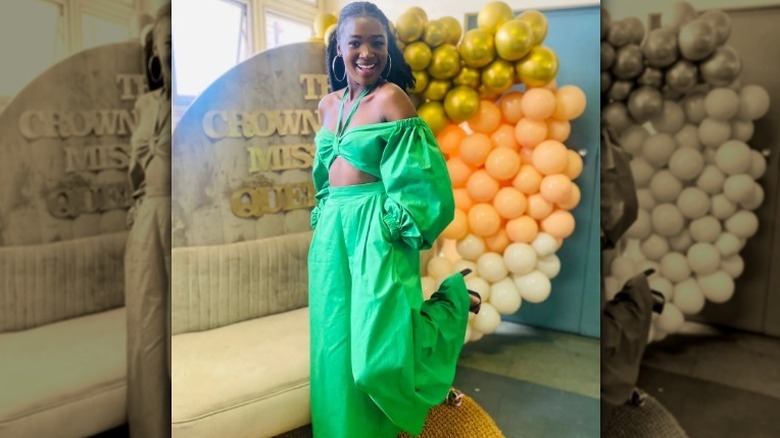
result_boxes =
[323,23,337,44]
[453,65,481,89]
[428,44,461,80]
[478,1,515,34]
[418,101,449,135]
[404,41,433,71]
[396,11,425,43]
[406,6,428,22]
[423,79,453,101]
[314,13,338,38]
[439,16,463,45]
[444,86,481,122]
[478,84,501,101]
[459,29,496,68]
[409,70,430,94]
[517,10,548,45]
[516,46,558,87]
[482,59,515,94]
[495,19,534,61]
[424,20,448,47]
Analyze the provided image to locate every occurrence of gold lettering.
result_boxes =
[252,111,275,137]
[277,110,302,136]
[116,74,147,100]
[228,181,316,218]
[290,145,314,168]
[248,146,273,173]
[203,111,228,139]
[299,74,329,100]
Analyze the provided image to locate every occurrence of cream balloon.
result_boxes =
[427,256,454,281]
[503,242,538,275]
[660,252,692,283]
[657,302,685,333]
[457,234,487,261]
[698,271,735,303]
[477,252,509,282]
[466,276,492,302]
[421,276,437,300]
[453,259,479,277]
[472,303,502,334]
[531,232,558,257]
[489,277,522,314]
[673,278,706,315]
[536,254,561,279]
[513,270,552,303]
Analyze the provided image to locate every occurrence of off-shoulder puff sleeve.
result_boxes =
[310,149,330,230]
[379,118,455,250]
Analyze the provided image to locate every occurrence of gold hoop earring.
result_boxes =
[382,53,392,79]
[148,54,163,83]
[332,55,346,82]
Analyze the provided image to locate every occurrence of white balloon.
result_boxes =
[715,140,752,175]
[641,234,671,262]
[604,276,621,301]
[453,259,478,277]
[457,234,486,261]
[740,183,764,210]
[698,271,735,303]
[464,325,473,344]
[723,174,756,204]
[725,210,759,239]
[714,232,742,258]
[421,276,437,300]
[649,276,674,301]
[427,256,454,281]
[537,254,561,279]
[657,302,685,333]
[626,209,653,240]
[720,254,745,278]
[668,229,693,253]
[513,271,552,303]
[489,277,522,314]
[696,165,726,195]
[472,303,502,334]
[660,252,692,283]
[531,232,558,258]
[689,216,722,243]
[710,194,737,220]
[465,276,492,302]
[477,252,508,282]
[611,256,639,282]
[748,150,767,179]
[687,242,721,276]
[470,328,484,342]
[673,278,706,315]
[503,243,538,275]
[637,189,656,211]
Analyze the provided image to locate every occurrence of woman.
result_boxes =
[308,2,480,436]
[125,3,171,437]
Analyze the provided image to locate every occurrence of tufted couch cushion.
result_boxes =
[0,307,126,437]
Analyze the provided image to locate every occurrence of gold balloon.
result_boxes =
[478,84,501,101]
[314,13,338,38]
[444,86,481,122]
[422,79,452,101]
[478,1,515,34]
[404,41,433,71]
[428,44,461,80]
[481,59,515,94]
[424,20,448,47]
[495,19,534,61]
[459,29,496,68]
[323,23,337,44]
[439,16,463,45]
[409,70,430,94]
[517,10,548,45]
[418,101,449,135]
[516,45,558,87]
[406,6,428,22]
[396,11,425,43]
[453,65,481,89]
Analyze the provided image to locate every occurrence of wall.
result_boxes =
[605,0,780,19]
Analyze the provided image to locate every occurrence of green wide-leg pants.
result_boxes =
[309,182,470,437]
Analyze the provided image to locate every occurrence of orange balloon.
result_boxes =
[564,149,583,179]
[437,124,467,156]
[519,147,534,164]
[512,164,542,194]
[557,183,581,210]
[539,174,574,204]
[506,215,539,243]
[447,156,473,188]
[459,132,494,167]
[499,91,524,124]
[453,188,473,211]
[485,228,511,253]
[546,118,571,142]
[442,208,469,240]
[532,140,569,175]
[527,193,554,220]
[467,169,500,202]
[541,209,576,238]
[493,186,527,219]
[484,147,521,181]
[467,100,502,133]
[514,117,548,148]
[521,87,557,120]
[491,124,519,151]
[553,85,587,120]
[468,203,502,237]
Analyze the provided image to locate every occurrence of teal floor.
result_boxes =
[454,322,600,438]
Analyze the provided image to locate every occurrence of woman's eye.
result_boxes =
[349,41,360,48]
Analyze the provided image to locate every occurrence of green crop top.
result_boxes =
[310,85,455,250]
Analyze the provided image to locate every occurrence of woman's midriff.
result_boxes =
[144,154,171,196]
[329,156,378,187]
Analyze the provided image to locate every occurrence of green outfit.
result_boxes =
[308,85,470,437]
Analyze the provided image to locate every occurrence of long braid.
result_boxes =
[325,2,415,93]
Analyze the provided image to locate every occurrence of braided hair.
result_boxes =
[326,2,415,93]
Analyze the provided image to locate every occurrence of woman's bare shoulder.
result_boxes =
[376,82,417,121]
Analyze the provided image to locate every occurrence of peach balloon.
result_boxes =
[491,124,519,151]
[527,193,554,220]
[447,156,473,188]
[521,87,557,120]
[540,174,573,204]
[506,215,539,243]
[485,147,522,180]
[512,164,542,194]
[453,188,473,211]
[485,229,511,253]
[552,85,587,120]
[541,210,576,238]
[532,140,569,175]
[437,124,467,156]
[468,203,502,237]
[442,208,469,240]
[467,100,502,134]
[564,149,583,179]
[460,133,494,167]
[499,91,524,124]
[546,118,571,142]
[467,169,500,202]
[493,187,527,219]
[519,147,534,164]
[557,183,581,210]
[514,117,548,149]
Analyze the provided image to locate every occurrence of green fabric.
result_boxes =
[308,93,469,436]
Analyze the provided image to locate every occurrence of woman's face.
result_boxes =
[153,18,172,81]
[337,15,388,87]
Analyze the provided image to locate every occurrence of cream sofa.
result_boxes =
[0,232,128,437]
[171,231,313,438]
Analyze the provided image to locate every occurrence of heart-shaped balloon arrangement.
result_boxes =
[601,2,770,342]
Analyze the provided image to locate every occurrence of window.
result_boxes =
[264,10,313,50]
[82,12,133,51]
